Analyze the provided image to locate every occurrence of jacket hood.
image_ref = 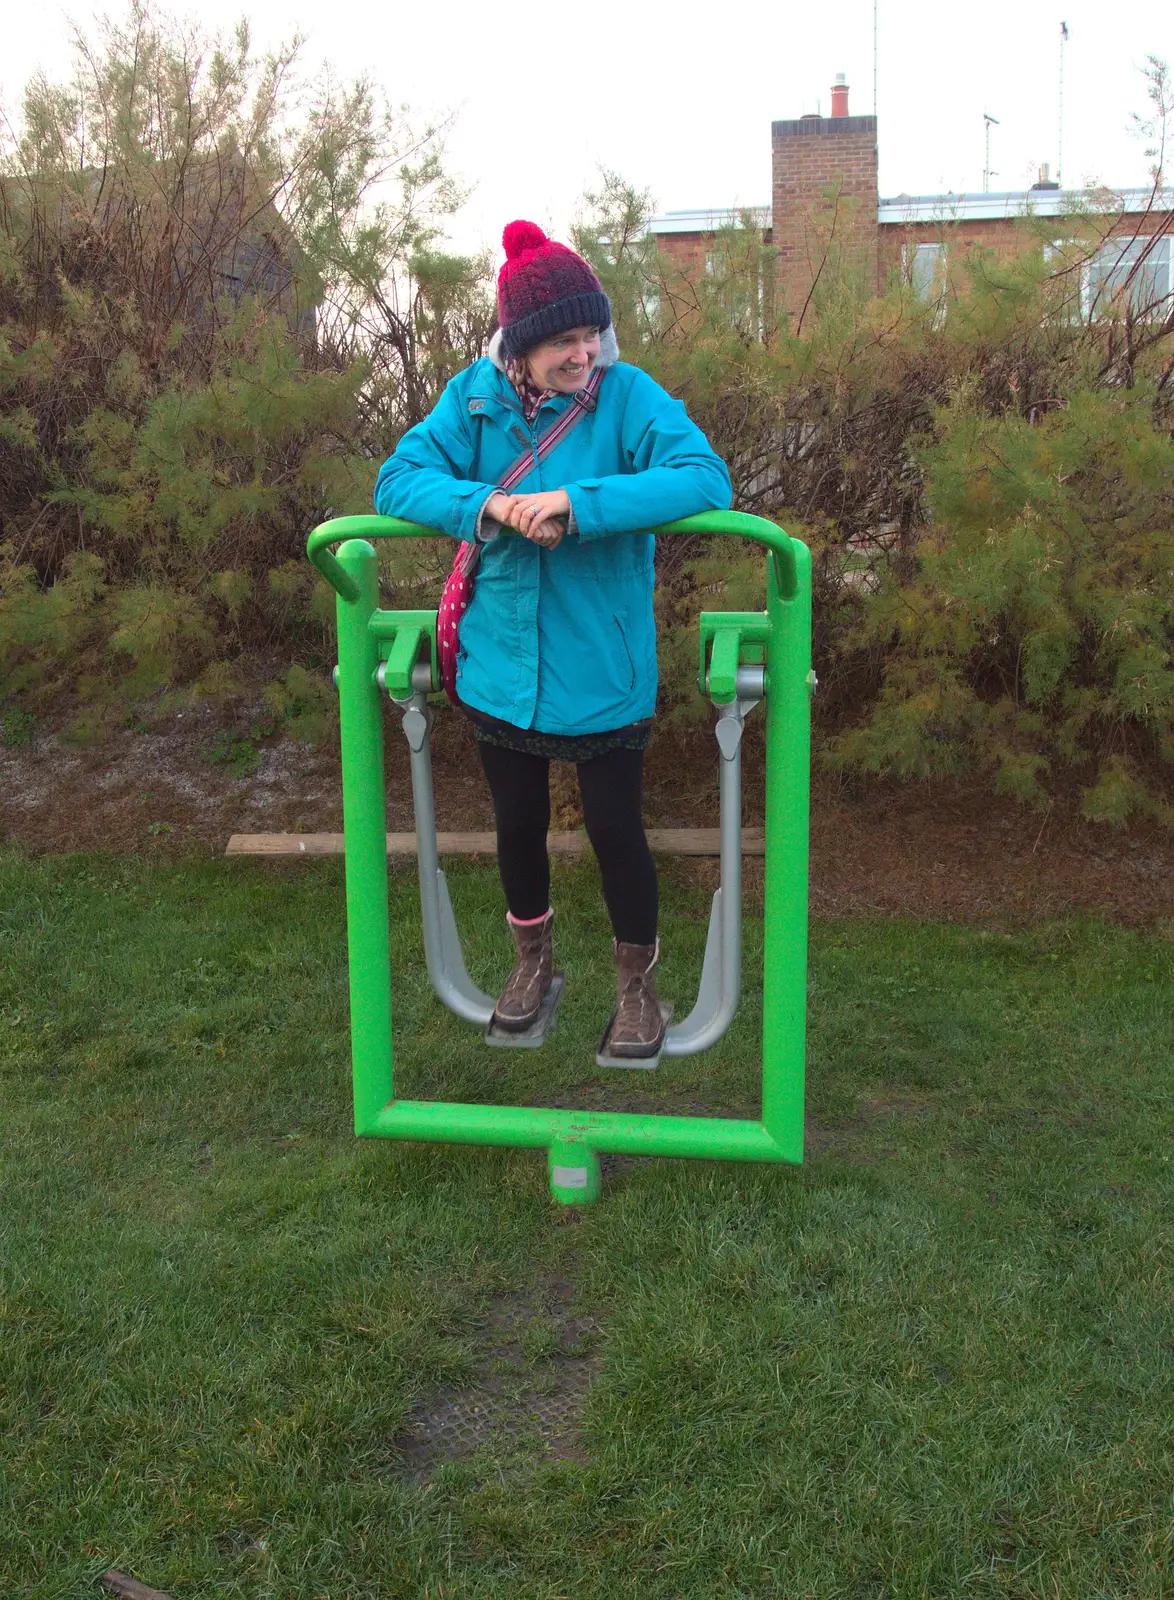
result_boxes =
[486,324,620,372]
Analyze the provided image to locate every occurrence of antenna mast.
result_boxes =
[873,0,879,118]
[1058,21,1068,185]
[983,112,1000,193]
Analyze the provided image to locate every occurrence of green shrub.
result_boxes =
[829,384,1174,822]
[0,5,478,710]
[0,704,36,746]
[575,174,1173,821]
[262,664,337,744]
[3,29,1171,820]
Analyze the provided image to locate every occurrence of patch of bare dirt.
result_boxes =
[389,1276,602,1477]
[1,705,1171,927]
[804,775,1172,929]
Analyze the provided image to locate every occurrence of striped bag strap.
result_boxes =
[496,364,605,493]
[456,365,606,582]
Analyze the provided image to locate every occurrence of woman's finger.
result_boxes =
[504,496,557,536]
[529,519,562,548]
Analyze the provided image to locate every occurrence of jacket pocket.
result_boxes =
[613,613,636,692]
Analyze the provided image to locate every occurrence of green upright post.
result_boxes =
[334,540,394,1134]
[760,542,812,1160]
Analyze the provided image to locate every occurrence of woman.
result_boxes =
[375,220,731,1058]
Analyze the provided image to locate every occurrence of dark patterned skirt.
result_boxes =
[462,705,653,762]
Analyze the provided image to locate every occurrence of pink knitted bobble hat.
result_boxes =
[496,220,612,359]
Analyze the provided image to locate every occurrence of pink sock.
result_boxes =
[507,908,551,927]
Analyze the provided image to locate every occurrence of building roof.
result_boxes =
[646,207,770,234]
[647,187,1168,234]
[877,186,1166,223]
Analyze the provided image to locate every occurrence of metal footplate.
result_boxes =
[596,1001,674,1071]
[484,974,567,1049]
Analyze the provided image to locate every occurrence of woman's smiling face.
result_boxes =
[525,325,601,393]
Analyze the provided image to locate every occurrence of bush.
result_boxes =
[832,385,1174,821]
[2,29,1171,823]
[0,3,481,714]
[573,172,1174,821]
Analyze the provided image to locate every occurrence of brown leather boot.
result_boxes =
[608,938,666,1059]
[493,910,556,1032]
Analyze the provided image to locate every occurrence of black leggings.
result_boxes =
[477,743,658,945]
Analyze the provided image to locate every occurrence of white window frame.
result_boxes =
[1084,233,1171,321]
[902,241,948,323]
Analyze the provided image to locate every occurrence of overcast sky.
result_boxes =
[3,0,1171,258]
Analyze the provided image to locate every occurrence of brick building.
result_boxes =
[650,75,1172,327]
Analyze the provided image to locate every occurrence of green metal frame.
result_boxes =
[306,511,812,1204]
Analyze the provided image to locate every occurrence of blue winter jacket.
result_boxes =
[373,333,732,734]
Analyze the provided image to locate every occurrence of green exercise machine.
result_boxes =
[306,512,812,1204]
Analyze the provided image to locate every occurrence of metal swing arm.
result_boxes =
[662,659,762,1056]
[376,613,766,1056]
[383,656,495,1027]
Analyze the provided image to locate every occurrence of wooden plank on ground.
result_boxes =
[225,828,765,859]
[101,1573,174,1600]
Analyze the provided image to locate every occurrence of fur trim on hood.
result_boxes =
[487,324,620,373]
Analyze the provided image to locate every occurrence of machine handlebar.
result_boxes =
[306,511,799,604]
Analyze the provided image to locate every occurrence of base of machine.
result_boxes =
[595,1002,674,1070]
[483,974,566,1048]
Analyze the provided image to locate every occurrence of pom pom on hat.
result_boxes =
[495,219,612,359]
[502,219,548,258]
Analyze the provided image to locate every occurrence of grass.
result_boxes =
[1,846,1172,1599]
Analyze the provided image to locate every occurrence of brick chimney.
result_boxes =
[771,86,879,325]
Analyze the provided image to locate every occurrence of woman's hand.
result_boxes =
[525,517,566,549]
[505,489,571,538]
[482,491,514,526]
